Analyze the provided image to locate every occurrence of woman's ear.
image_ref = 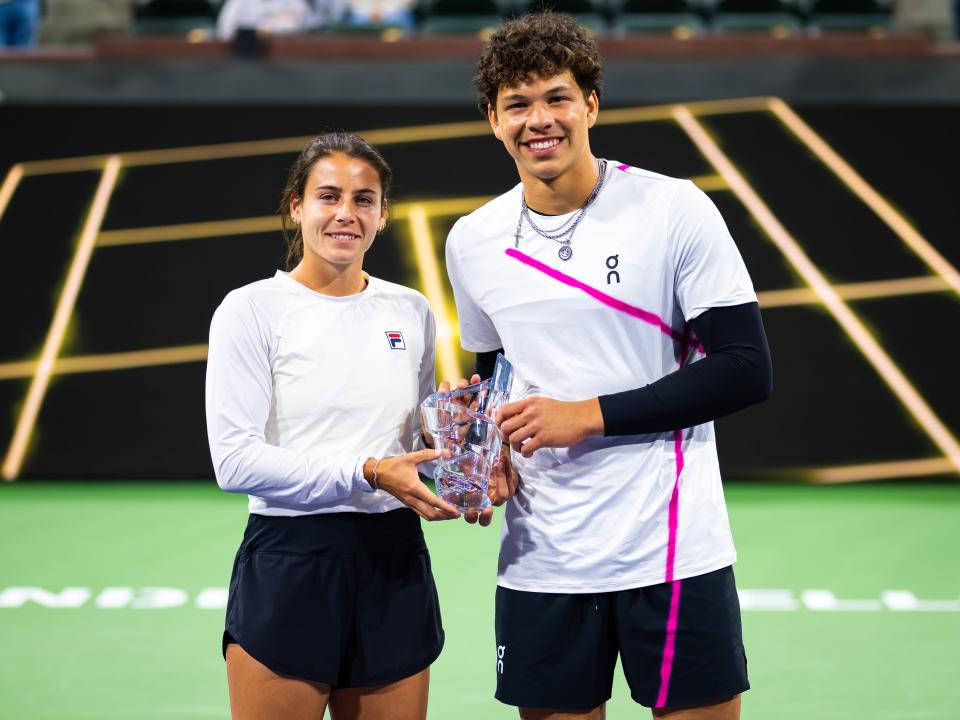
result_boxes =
[289,195,302,224]
[378,204,389,234]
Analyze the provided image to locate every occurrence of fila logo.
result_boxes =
[385,331,406,350]
[497,644,506,674]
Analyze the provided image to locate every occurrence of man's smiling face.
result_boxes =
[488,69,599,184]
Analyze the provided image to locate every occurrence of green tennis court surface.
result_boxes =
[1,482,958,719]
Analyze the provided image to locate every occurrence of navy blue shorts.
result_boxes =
[223,508,444,688]
[494,566,748,710]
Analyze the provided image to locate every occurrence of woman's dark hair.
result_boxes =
[279,132,393,270]
[474,12,603,116]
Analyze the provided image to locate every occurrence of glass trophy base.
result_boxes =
[436,472,491,511]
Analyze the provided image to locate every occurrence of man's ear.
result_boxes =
[586,90,599,129]
[488,103,502,142]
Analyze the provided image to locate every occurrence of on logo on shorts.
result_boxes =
[497,644,506,674]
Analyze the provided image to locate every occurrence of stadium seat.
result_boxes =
[512,0,611,34]
[708,0,803,35]
[612,0,706,36]
[805,0,892,33]
[134,0,221,35]
[320,21,413,38]
[418,0,504,34]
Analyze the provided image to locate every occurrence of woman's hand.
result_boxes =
[364,450,460,521]
[436,373,482,397]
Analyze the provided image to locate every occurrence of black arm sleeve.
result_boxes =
[598,302,772,436]
[475,349,504,380]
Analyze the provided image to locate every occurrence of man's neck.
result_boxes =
[519,153,599,215]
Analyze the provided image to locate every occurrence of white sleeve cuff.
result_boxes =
[353,455,376,494]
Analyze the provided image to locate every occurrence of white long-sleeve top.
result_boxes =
[205,270,436,516]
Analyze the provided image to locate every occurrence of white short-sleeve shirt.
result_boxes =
[205,271,436,516]
[445,162,757,593]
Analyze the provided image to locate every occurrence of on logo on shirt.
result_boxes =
[385,331,406,350]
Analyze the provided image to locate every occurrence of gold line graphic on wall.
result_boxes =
[97,217,278,246]
[0,272,951,380]
[0,164,24,225]
[757,275,951,308]
[15,98,771,176]
[95,179,725,249]
[406,204,461,383]
[19,123,494,175]
[0,345,210,381]
[2,98,953,483]
[767,99,960,299]
[600,97,769,127]
[673,105,960,477]
[2,156,122,481]
[0,275,949,381]
[95,196,499,247]
[691,175,727,192]
[803,457,957,483]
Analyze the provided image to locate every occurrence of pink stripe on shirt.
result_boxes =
[505,248,687,343]
[656,330,693,707]
[504,245,692,707]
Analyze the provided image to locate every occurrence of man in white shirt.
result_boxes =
[216,0,319,39]
[446,12,772,720]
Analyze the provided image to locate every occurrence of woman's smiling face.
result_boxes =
[290,152,386,273]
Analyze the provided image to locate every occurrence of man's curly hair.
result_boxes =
[474,12,603,116]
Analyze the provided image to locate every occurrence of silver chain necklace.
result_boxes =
[514,158,608,261]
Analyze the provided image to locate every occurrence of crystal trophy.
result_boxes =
[419,354,514,511]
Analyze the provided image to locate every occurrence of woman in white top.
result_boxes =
[206,132,460,720]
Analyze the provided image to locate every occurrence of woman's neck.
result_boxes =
[289,258,366,297]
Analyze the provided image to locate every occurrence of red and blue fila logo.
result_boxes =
[385,331,406,350]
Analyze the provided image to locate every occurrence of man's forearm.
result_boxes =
[600,302,772,436]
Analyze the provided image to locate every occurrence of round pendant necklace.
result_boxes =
[514,158,608,261]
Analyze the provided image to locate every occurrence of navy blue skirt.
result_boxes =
[223,508,444,688]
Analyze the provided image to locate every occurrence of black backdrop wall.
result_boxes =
[1,103,957,480]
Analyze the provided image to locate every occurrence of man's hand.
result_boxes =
[365,449,460,521]
[463,449,520,526]
[498,396,604,458]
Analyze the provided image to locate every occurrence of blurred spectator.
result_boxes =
[894,0,954,40]
[40,0,130,44]
[216,0,322,39]
[339,0,415,29]
[0,0,40,47]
